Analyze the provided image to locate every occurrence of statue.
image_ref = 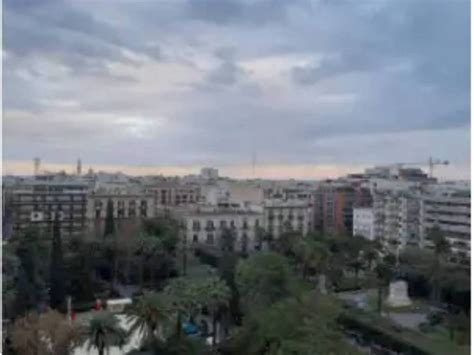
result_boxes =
[386,280,412,307]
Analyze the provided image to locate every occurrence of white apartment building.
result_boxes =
[419,189,470,261]
[353,208,375,240]
[373,191,421,249]
[181,206,263,253]
[263,200,312,239]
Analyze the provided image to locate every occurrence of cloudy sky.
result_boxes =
[3,0,470,179]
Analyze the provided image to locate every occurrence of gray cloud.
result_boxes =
[2,0,470,175]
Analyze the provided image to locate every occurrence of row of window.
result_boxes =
[191,219,260,231]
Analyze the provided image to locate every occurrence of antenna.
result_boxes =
[77,158,82,175]
[33,157,41,176]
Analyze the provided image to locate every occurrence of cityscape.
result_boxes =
[2,0,471,355]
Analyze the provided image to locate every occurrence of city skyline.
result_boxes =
[3,0,470,179]
[2,158,470,181]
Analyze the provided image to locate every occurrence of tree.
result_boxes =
[14,227,48,316]
[236,252,295,313]
[374,261,394,314]
[292,237,329,279]
[85,311,128,355]
[127,292,172,346]
[429,225,450,302]
[229,292,361,355]
[49,214,66,310]
[136,234,164,290]
[365,248,378,270]
[11,310,79,355]
[3,245,20,319]
[198,276,231,346]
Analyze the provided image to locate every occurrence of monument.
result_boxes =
[317,274,327,294]
[386,280,412,307]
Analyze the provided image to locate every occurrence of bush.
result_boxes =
[427,311,443,326]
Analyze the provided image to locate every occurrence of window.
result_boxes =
[193,234,198,243]
[206,233,214,245]
[220,220,227,229]
[206,220,215,231]
[193,220,201,231]
[255,219,260,227]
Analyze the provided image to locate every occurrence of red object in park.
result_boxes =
[94,299,102,311]
[71,311,76,321]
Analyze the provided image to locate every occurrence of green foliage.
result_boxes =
[230,292,360,355]
[84,311,128,355]
[127,292,173,345]
[236,252,295,313]
[14,227,49,316]
[49,215,66,310]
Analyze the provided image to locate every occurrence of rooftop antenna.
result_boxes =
[77,158,82,175]
[33,157,41,176]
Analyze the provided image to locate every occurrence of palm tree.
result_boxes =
[127,292,172,345]
[198,276,231,346]
[365,248,378,270]
[85,311,127,355]
[429,225,450,302]
[374,262,394,314]
[293,238,328,280]
[136,234,163,290]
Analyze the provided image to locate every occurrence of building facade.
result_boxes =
[181,207,262,253]
[314,181,372,236]
[419,190,470,262]
[263,200,312,239]
[9,181,88,237]
[87,192,155,220]
[352,207,375,240]
[373,191,421,249]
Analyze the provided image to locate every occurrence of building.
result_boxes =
[9,181,88,237]
[180,206,263,253]
[313,181,372,236]
[373,191,421,249]
[263,200,312,239]
[200,167,219,181]
[87,191,155,220]
[419,188,470,262]
[199,181,264,208]
[352,207,375,240]
[145,182,199,209]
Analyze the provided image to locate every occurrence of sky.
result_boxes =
[2,0,471,180]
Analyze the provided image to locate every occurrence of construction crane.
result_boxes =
[392,157,449,178]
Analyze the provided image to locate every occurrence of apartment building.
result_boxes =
[9,181,88,237]
[419,189,470,261]
[373,191,421,249]
[88,191,155,220]
[352,207,375,240]
[263,200,312,239]
[314,181,372,236]
[181,206,262,253]
[145,183,199,207]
